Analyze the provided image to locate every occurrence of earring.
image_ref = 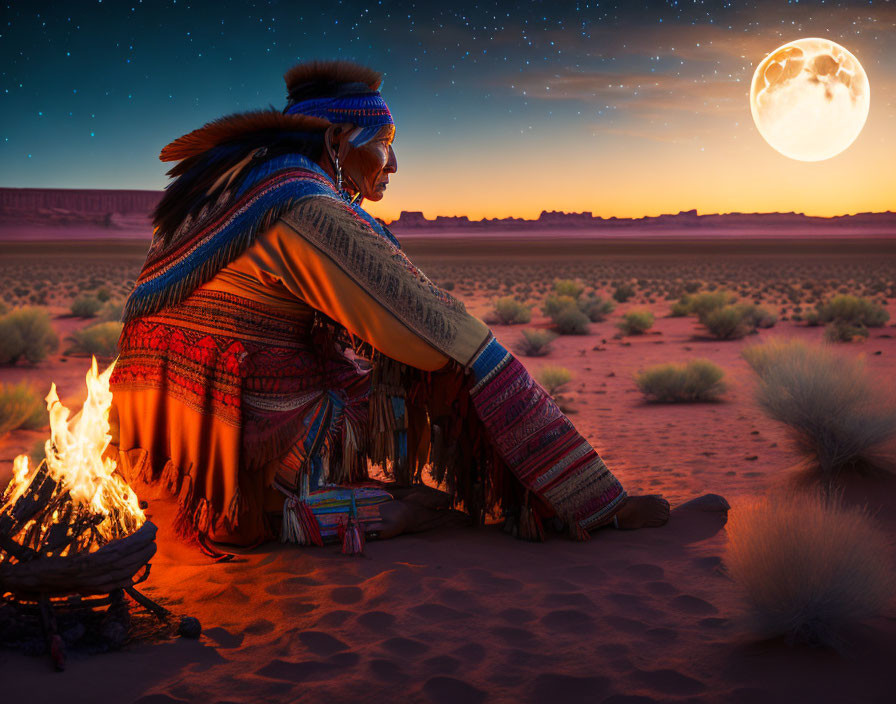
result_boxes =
[333,150,343,192]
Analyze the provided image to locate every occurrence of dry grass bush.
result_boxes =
[64,321,123,358]
[742,338,896,478]
[553,278,584,299]
[70,295,103,318]
[817,294,889,328]
[612,283,635,303]
[701,305,753,339]
[689,290,738,320]
[725,491,896,649]
[634,359,727,402]
[578,294,615,322]
[98,298,125,323]
[542,294,577,319]
[517,329,559,357]
[0,381,47,436]
[0,307,59,364]
[493,296,532,325]
[553,306,590,335]
[824,320,870,343]
[536,365,572,396]
[616,309,654,335]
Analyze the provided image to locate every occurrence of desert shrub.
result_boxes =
[553,306,590,335]
[95,286,112,302]
[616,310,654,335]
[64,321,123,358]
[804,310,821,327]
[683,280,701,293]
[690,290,737,321]
[735,303,777,329]
[441,280,455,291]
[701,305,753,340]
[578,294,614,322]
[824,320,869,343]
[670,295,693,317]
[612,283,635,303]
[70,295,102,318]
[817,294,889,328]
[493,296,532,325]
[98,298,125,323]
[553,278,584,299]
[517,329,558,357]
[0,307,59,364]
[0,300,7,316]
[536,365,572,396]
[542,294,577,319]
[741,338,896,477]
[0,381,47,436]
[634,359,727,402]
[725,492,896,648]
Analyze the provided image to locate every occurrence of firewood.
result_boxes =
[0,521,158,598]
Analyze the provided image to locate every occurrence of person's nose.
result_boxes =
[385,145,397,174]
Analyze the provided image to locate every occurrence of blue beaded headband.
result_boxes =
[284,91,393,145]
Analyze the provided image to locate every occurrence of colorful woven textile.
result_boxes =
[468,336,628,537]
[123,152,401,322]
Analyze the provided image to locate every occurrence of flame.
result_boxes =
[0,357,145,555]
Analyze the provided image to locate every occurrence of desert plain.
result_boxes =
[1,232,895,703]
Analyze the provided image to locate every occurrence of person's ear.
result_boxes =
[325,123,354,164]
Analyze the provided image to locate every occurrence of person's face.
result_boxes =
[334,124,397,201]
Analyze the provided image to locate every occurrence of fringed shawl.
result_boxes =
[122,151,402,323]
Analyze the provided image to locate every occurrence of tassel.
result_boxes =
[281,496,323,546]
[517,498,545,543]
[339,491,365,556]
[568,520,591,542]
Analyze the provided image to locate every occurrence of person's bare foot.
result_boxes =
[610,494,670,529]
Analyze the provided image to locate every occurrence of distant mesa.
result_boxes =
[386,207,896,233]
[0,188,894,239]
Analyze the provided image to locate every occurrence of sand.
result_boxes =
[1,237,895,702]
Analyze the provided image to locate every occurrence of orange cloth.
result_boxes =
[206,221,452,372]
[112,219,455,544]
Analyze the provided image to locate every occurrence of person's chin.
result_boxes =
[366,189,386,201]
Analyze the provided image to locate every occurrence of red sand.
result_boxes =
[1,244,895,702]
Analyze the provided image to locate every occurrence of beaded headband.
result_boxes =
[284,92,393,148]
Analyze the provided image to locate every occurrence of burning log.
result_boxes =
[0,357,197,669]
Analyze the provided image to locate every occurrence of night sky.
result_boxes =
[1,0,894,221]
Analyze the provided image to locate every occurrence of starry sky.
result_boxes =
[2,0,894,221]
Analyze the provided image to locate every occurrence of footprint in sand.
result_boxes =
[498,607,536,624]
[541,609,597,634]
[357,610,396,630]
[670,594,718,615]
[368,658,407,683]
[423,654,461,675]
[490,625,536,645]
[298,631,349,656]
[314,610,353,627]
[631,668,706,696]
[409,603,470,622]
[422,676,487,704]
[380,636,430,657]
[531,673,612,703]
[540,591,594,609]
[330,586,363,604]
[266,576,321,595]
[644,581,679,596]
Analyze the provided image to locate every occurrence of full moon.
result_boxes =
[750,38,870,161]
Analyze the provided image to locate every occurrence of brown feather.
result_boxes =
[159,110,331,162]
[284,59,382,99]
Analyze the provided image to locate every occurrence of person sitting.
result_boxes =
[109,59,669,552]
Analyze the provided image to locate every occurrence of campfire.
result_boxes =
[0,357,191,670]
